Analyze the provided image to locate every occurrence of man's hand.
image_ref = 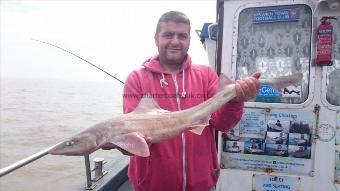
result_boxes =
[233,72,261,102]
[101,136,153,156]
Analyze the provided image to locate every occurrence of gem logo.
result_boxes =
[258,85,280,97]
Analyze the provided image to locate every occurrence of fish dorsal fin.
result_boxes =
[218,73,234,91]
[131,93,167,114]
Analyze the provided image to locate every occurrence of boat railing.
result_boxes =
[0,143,128,190]
[0,143,60,178]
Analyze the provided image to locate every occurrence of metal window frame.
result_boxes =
[223,0,316,109]
[321,66,340,111]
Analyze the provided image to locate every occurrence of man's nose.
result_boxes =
[170,35,180,45]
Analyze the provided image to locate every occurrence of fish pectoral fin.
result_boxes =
[189,125,207,135]
[189,116,210,135]
[189,117,210,135]
[109,132,150,157]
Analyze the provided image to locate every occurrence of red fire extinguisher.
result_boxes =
[316,16,337,66]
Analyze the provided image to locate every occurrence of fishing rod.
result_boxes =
[31,38,125,84]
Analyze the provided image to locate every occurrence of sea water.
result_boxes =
[0,77,124,190]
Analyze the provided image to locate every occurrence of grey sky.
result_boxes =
[1,0,216,83]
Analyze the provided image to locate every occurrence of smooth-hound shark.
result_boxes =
[49,73,302,157]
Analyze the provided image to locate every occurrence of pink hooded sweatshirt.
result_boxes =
[123,55,244,191]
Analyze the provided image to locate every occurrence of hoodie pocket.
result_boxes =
[136,157,151,185]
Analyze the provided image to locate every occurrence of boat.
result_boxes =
[1,0,339,190]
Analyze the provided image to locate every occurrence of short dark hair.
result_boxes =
[155,11,191,35]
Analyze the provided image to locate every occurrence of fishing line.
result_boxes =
[31,38,125,84]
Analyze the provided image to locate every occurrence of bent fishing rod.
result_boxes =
[31,38,125,84]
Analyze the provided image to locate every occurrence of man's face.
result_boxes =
[155,21,190,67]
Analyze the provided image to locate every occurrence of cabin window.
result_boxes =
[326,19,340,106]
[235,4,312,104]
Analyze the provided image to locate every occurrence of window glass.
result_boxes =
[326,18,340,106]
[235,5,312,104]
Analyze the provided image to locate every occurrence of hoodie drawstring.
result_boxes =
[160,73,168,88]
[159,70,187,98]
[181,69,186,98]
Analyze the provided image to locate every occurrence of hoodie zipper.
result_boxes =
[172,74,186,191]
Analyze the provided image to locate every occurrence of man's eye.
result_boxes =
[178,34,188,40]
[163,33,173,38]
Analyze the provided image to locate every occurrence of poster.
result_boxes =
[222,109,314,175]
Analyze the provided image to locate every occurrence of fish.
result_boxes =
[259,73,303,90]
[49,73,302,157]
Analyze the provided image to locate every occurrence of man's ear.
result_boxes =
[154,34,159,46]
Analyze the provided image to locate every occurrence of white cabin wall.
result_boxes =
[213,0,340,190]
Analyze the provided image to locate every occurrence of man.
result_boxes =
[230,141,241,153]
[120,11,260,191]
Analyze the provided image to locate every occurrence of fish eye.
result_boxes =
[65,140,75,146]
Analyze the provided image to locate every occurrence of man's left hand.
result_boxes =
[233,72,261,102]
